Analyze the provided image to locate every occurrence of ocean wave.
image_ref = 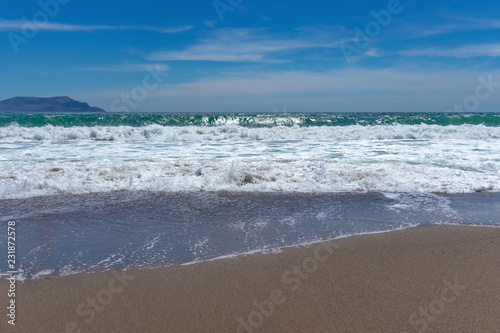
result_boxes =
[1,114,499,199]
[1,123,500,143]
[0,159,498,199]
[1,112,500,128]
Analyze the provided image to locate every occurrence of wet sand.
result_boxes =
[1,224,500,332]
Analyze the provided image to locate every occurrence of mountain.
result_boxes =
[0,96,105,112]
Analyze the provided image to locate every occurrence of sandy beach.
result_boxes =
[1,224,500,333]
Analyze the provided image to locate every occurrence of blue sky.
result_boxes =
[1,0,499,112]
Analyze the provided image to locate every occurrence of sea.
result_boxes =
[1,112,499,280]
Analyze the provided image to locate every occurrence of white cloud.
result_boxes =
[446,17,500,31]
[399,44,500,58]
[148,27,345,62]
[136,68,485,97]
[402,17,500,38]
[203,21,217,28]
[0,19,194,33]
[87,67,500,113]
[76,63,169,72]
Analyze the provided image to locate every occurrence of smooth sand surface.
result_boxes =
[2,225,500,333]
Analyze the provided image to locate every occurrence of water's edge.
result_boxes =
[1,191,498,280]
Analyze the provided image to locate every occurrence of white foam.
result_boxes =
[31,269,54,279]
[1,123,499,143]
[382,193,458,216]
[144,236,161,250]
[0,158,498,199]
[1,124,499,199]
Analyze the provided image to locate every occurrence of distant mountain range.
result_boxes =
[0,96,105,112]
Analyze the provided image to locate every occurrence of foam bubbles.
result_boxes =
[0,124,499,199]
[1,123,500,143]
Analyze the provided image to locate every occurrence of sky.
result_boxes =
[0,0,499,112]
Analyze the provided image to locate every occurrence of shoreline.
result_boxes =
[2,224,500,332]
[7,222,500,282]
[4,191,500,280]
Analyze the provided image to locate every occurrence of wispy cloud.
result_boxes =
[87,68,499,112]
[76,63,169,72]
[0,19,194,33]
[148,27,346,62]
[445,17,500,31]
[203,21,217,28]
[404,17,500,38]
[399,44,500,58]
[138,68,476,97]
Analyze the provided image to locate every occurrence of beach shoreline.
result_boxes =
[3,191,500,281]
[1,224,500,332]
